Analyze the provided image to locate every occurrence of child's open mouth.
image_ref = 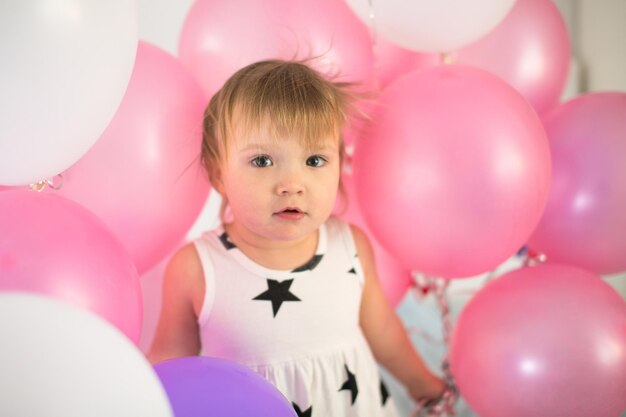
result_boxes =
[275,207,305,220]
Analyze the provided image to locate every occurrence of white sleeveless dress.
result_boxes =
[193,217,399,417]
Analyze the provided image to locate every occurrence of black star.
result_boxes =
[338,364,358,405]
[253,279,301,317]
[292,254,323,272]
[218,232,237,250]
[348,254,358,275]
[292,403,312,417]
[380,379,390,405]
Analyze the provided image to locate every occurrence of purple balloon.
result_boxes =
[528,92,626,274]
[153,356,297,417]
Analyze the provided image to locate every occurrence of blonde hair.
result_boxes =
[201,59,359,220]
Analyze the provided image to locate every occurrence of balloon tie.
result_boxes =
[523,246,547,267]
[28,174,64,192]
[439,52,457,65]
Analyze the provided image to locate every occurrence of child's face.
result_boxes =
[216,130,341,244]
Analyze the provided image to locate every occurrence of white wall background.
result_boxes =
[137,2,626,416]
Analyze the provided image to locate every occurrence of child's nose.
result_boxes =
[275,172,304,196]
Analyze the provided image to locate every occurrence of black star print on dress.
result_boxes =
[348,254,358,274]
[292,403,313,417]
[218,232,237,250]
[380,380,390,405]
[253,279,301,317]
[339,364,359,404]
[291,254,323,272]
[195,219,399,415]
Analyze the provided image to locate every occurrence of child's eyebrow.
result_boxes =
[238,143,274,152]
[308,145,339,153]
[308,146,337,153]
[237,143,338,153]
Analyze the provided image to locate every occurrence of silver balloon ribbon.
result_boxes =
[411,273,458,417]
[367,0,377,46]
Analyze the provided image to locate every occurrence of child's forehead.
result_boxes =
[229,116,338,145]
[230,130,339,152]
[223,107,343,156]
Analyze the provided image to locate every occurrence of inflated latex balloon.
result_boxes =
[372,37,435,89]
[345,0,516,53]
[528,92,626,275]
[457,0,570,115]
[154,356,296,417]
[352,65,551,278]
[0,293,172,417]
[450,264,626,417]
[178,0,374,98]
[371,0,570,115]
[0,1,137,185]
[47,41,210,274]
[0,190,142,343]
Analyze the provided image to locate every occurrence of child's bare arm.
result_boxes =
[351,225,445,403]
[147,243,203,364]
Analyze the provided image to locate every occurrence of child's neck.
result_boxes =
[223,223,318,271]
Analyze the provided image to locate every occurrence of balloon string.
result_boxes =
[367,0,377,46]
[29,174,64,192]
[411,273,458,417]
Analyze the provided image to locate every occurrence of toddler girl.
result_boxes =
[149,59,444,416]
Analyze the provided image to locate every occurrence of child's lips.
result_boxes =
[274,207,305,220]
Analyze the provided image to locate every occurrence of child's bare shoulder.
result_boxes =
[347,223,373,253]
[164,242,205,313]
[167,243,203,276]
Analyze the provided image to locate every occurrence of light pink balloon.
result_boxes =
[178,0,375,98]
[383,0,571,114]
[528,93,626,275]
[47,41,210,274]
[352,65,551,278]
[0,190,142,344]
[450,264,626,417]
[457,0,571,115]
[334,169,412,307]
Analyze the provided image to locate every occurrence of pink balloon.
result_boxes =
[0,190,142,343]
[528,93,626,275]
[335,169,412,307]
[48,41,210,274]
[450,264,626,417]
[457,0,571,115]
[384,0,571,114]
[372,37,436,89]
[352,65,551,278]
[178,0,374,98]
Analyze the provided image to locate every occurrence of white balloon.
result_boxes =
[0,293,173,417]
[0,1,138,185]
[345,0,517,53]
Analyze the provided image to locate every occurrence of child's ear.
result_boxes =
[209,165,225,195]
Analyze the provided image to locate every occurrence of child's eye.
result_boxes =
[306,155,327,167]
[250,155,273,167]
